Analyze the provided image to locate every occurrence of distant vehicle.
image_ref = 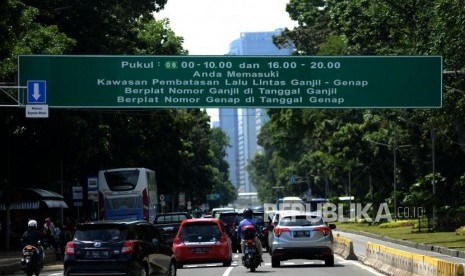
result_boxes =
[172,218,233,268]
[307,198,330,212]
[98,168,158,222]
[276,196,306,212]
[218,211,244,253]
[270,212,336,267]
[63,220,176,276]
[153,212,192,245]
[252,211,269,252]
[211,207,235,218]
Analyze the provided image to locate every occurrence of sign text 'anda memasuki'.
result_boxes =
[18,55,442,108]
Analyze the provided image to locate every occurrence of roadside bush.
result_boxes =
[456,226,465,235]
[436,207,465,231]
[378,220,414,228]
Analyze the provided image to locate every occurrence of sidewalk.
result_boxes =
[0,248,58,275]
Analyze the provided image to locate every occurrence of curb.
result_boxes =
[338,229,465,260]
[333,234,358,261]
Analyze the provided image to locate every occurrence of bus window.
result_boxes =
[98,168,158,223]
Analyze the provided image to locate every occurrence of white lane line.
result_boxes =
[335,255,385,276]
[222,266,234,276]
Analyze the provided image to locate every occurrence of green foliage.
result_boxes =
[378,220,414,228]
[253,0,465,216]
[456,226,465,236]
[0,2,75,80]
[0,0,231,217]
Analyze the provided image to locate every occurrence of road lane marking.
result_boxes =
[223,266,234,276]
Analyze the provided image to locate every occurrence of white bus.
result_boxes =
[98,168,158,222]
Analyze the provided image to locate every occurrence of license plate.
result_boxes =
[191,247,209,254]
[293,231,310,238]
[86,251,109,259]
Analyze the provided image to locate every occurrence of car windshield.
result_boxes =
[279,215,324,227]
[179,223,221,242]
[74,225,127,242]
[253,214,264,225]
[219,214,238,224]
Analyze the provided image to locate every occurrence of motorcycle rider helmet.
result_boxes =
[243,208,253,219]
[27,219,38,228]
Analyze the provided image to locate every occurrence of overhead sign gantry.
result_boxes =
[18,55,442,108]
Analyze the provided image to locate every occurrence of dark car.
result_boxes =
[63,220,176,276]
[218,212,243,253]
[252,211,269,252]
[153,212,192,245]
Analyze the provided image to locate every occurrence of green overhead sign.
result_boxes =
[18,55,442,108]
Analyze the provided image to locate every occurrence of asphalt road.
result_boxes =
[8,252,384,276]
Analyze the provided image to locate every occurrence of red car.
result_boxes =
[172,218,233,268]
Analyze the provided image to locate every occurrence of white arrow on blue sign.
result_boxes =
[27,80,47,104]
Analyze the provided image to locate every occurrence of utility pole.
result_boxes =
[366,138,410,219]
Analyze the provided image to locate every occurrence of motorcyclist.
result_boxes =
[21,220,44,265]
[236,208,263,261]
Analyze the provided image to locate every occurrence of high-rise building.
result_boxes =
[219,29,293,193]
[228,29,294,56]
[219,108,239,188]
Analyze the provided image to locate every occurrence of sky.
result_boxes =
[155,0,297,55]
[155,0,297,122]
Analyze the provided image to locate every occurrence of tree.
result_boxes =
[0,0,75,81]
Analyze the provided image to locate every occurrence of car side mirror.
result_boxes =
[329,224,336,230]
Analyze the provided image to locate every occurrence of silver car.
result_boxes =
[270,212,336,267]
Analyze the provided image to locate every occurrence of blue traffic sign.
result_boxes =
[27,80,46,104]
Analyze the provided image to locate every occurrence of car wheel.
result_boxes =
[167,260,177,276]
[325,255,335,267]
[271,257,280,268]
[223,257,232,267]
[139,265,149,276]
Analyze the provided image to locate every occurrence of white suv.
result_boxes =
[270,212,336,267]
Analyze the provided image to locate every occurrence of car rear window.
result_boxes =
[74,225,128,241]
[179,223,221,242]
[219,214,238,224]
[279,215,324,227]
[156,214,189,223]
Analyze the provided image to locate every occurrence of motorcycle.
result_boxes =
[20,243,43,276]
[240,225,261,272]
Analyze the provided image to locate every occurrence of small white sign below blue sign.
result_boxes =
[27,80,46,104]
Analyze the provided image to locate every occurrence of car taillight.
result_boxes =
[314,226,331,236]
[219,233,228,243]
[121,240,135,254]
[65,241,74,255]
[273,227,290,237]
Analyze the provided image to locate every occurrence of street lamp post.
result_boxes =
[367,139,410,219]
[398,117,436,228]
